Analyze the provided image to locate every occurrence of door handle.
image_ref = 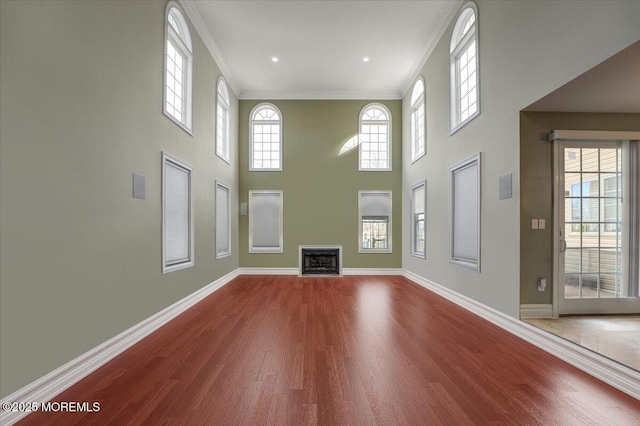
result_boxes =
[560,240,567,252]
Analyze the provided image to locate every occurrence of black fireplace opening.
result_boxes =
[301,249,340,275]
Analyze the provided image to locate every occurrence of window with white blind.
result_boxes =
[411,181,426,258]
[359,104,391,171]
[410,79,426,162]
[215,181,230,259]
[250,103,282,171]
[450,153,481,271]
[450,2,479,133]
[249,190,283,253]
[359,190,392,253]
[162,152,194,272]
[164,2,193,134]
[216,78,230,163]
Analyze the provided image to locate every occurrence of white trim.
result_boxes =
[449,152,481,271]
[239,90,402,101]
[215,180,231,259]
[403,269,640,401]
[162,152,194,273]
[237,267,298,275]
[358,190,393,253]
[298,245,343,275]
[215,77,231,165]
[249,103,283,172]
[343,268,402,275]
[519,304,553,319]
[358,103,393,172]
[180,0,240,97]
[401,1,463,97]
[410,180,427,259]
[248,190,284,253]
[0,269,240,426]
[549,130,640,142]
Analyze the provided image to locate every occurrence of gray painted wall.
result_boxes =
[238,100,402,269]
[0,1,239,397]
[402,0,640,318]
[519,112,640,305]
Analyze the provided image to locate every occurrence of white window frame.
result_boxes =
[449,1,479,134]
[410,78,426,163]
[215,180,231,259]
[249,190,284,253]
[250,103,283,171]
[216,78,231,164]
[162,152,194,273]
[411,181,427,259]
[359,103,392,172]
[163,1,193,135]
[358,190,393,254]
[449,153,481,271]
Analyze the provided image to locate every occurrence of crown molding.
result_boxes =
[238,90,402,101]
[400,0,463,98]
[180,0,241,98]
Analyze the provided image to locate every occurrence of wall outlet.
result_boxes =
[537,278,546,291]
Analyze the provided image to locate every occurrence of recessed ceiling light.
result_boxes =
[271,57,279,63]
[362,57,370,62]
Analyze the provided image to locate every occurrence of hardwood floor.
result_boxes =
[18,275,640,425]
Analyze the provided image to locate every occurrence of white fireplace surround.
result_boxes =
[298,245,343,275]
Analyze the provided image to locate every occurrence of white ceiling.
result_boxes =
[183,0,460,99]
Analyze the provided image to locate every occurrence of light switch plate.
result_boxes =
[531,219,539,229]
[499,174,512,200]
[539,219,546,229]
[133,173,145,199]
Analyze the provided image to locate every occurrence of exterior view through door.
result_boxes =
[552,131,640,315]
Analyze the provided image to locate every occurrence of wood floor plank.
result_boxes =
[17,275,640,425]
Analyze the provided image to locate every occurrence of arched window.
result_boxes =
[359,103,391,171]
[164,2,193,133]
[410,78,426,162]
[250,103,282,171]
[449,2,479,133]
[216,78,230,163]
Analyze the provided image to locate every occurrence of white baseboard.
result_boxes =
[237,267,298,275]
[0,269,240,426]
[402,269,640,401]
[342,268,403,275]
[520,304,554,319]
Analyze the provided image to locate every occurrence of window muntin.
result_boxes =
[410,79,426,162]
[359,191,392,253]
[215,181,231,259]
[359,104,392,171]
[162,152,194,273]
[450,2,479,133]
[411,181,426,258]
[450,153,481,271]
[250,103,282,171]
[216,79,230,163]
[249,190,283,253]
[164,3,193,133]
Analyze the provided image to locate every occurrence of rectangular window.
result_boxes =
[411,102,425,161]
[215,181,230,259]
[359,191,392,253]
[249,190,283,253]
[162,152,194,273]
[216,102,229,163]
[450,153,480,271]
[411,181,426,258]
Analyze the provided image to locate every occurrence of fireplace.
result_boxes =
[299,246,341,275]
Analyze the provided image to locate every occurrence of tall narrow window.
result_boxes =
[249,190,283,253]
[250,103,282,171]
[162,152,194,273]
[410,79,426,162]
[359,191,392,253]
[359,104,392,171]
[411,181,426,258]
[450,2,479,133]
[216,79,230,163]
[450,153,481,271]
[215,181,230,259]
[164,2,193,133]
